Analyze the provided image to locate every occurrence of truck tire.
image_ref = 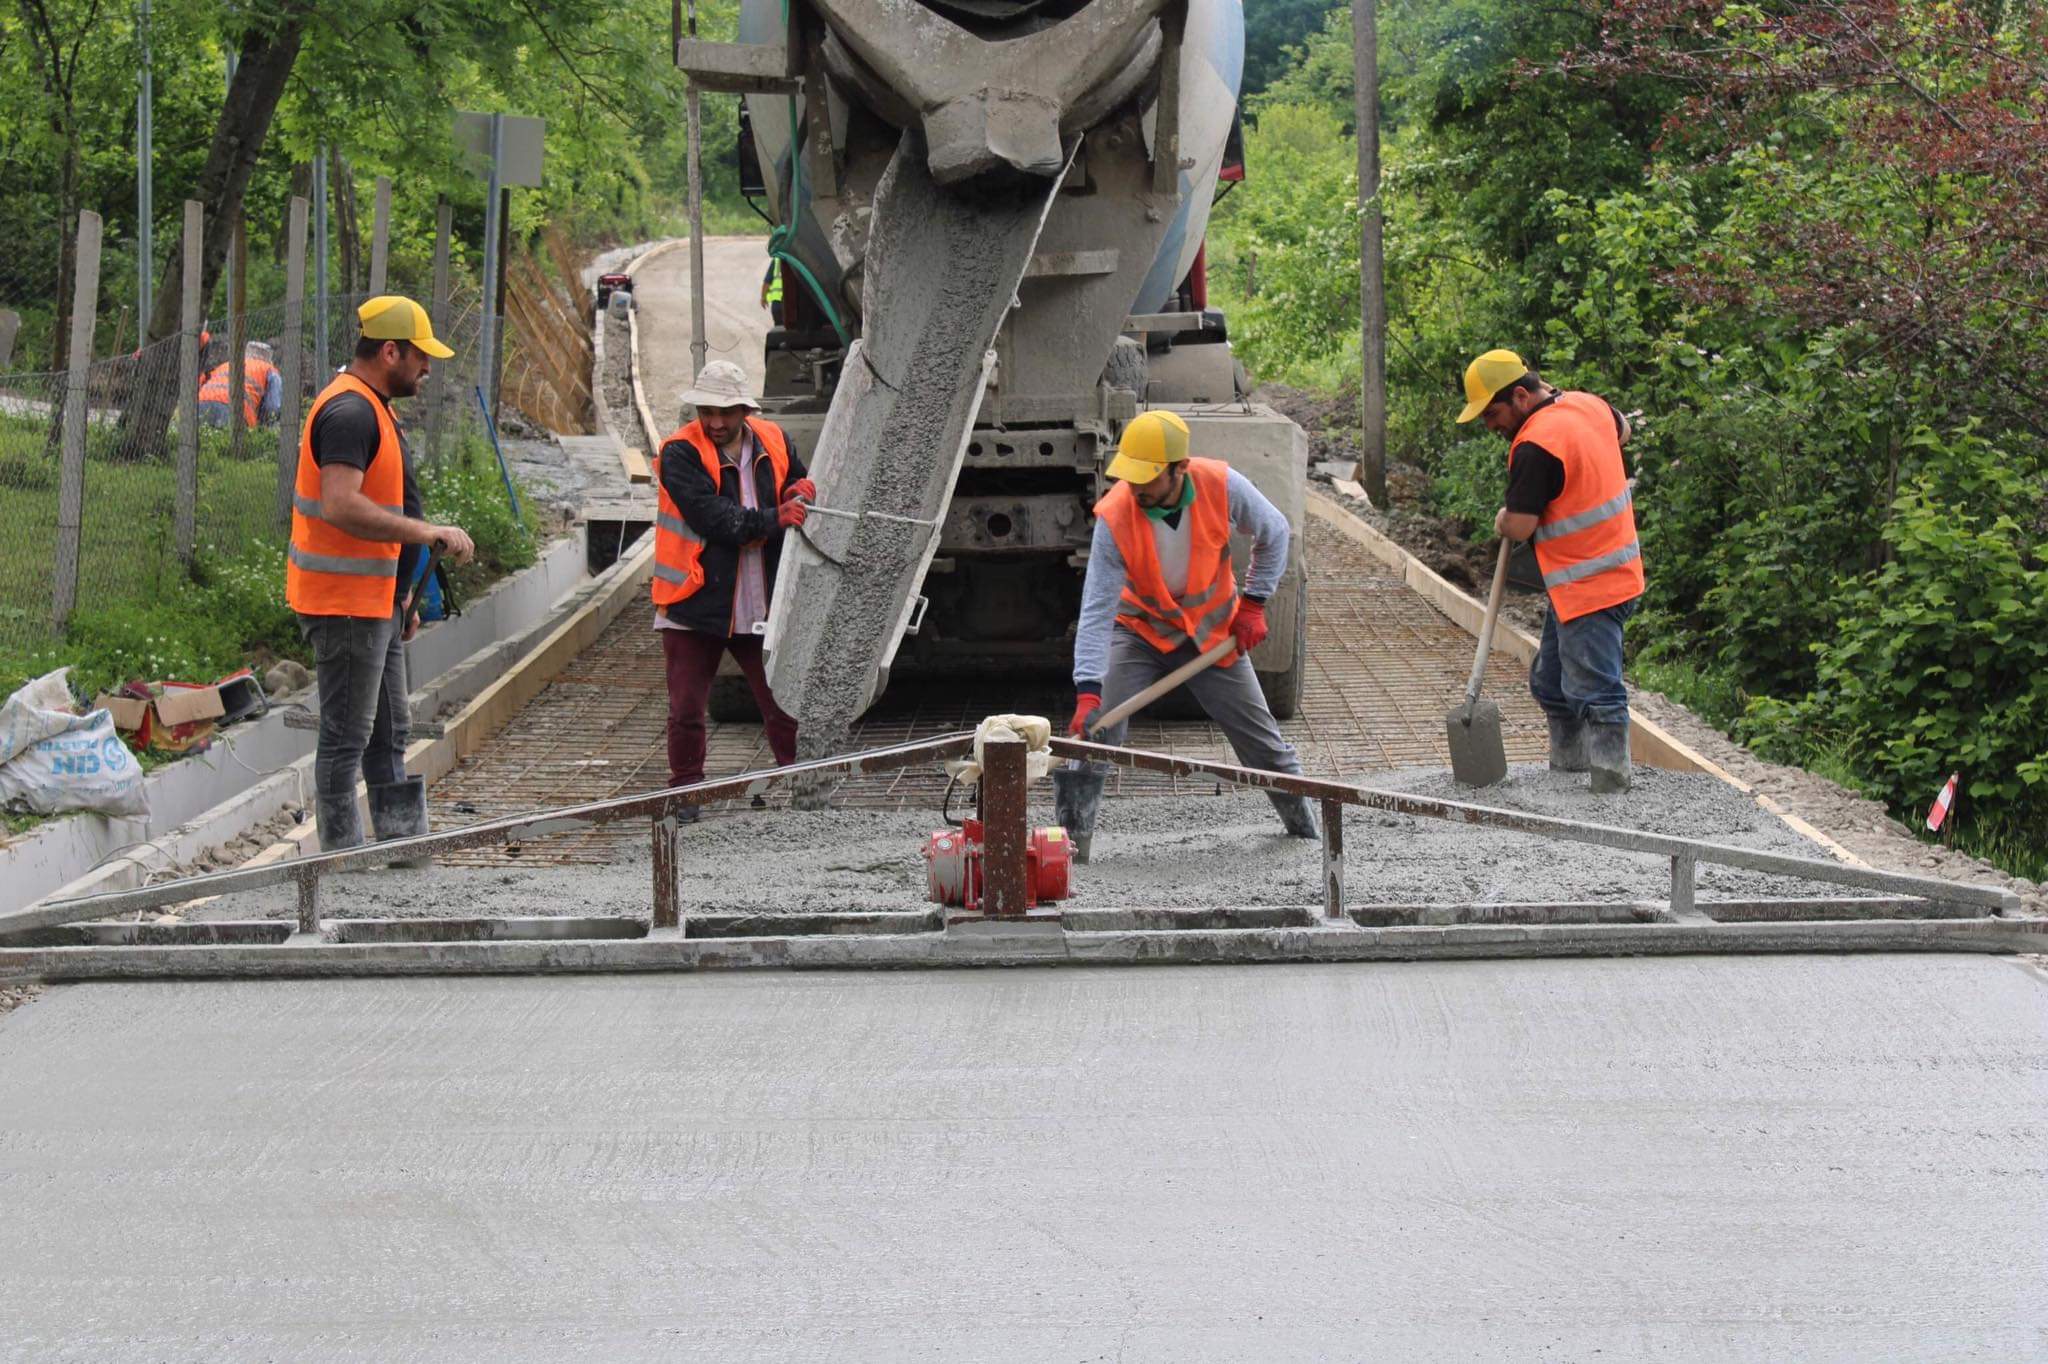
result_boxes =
[1254,573,1307,721]
[1102,336,1147,397]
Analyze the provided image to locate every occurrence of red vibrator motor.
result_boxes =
[924,819,1073,910]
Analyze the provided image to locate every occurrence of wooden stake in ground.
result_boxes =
[1353,0,1388,508]
[53,209,102,634]
[175,200,202,567]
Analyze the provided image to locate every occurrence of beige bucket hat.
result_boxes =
[679,360,760,411]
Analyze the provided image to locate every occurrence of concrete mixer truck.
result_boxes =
[677,0,1308,761]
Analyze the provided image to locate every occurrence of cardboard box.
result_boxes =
[153,682,226,727]
[93,692,150,733]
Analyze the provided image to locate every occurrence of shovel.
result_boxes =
[1053,636,1238,861]
[1447,539,1512,788]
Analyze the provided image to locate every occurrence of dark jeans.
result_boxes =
[299,607,410,801]
[661,629,797,786]
[1530,598,1637,727]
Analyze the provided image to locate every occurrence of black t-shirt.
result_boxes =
[310,387,425,591]
[1504,394,1629,516]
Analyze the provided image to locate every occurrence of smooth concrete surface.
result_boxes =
[2,957,2045,1361]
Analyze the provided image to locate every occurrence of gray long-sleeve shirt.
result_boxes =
[1073,466,1289,688]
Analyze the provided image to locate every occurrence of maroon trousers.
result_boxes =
[660,629,798,787]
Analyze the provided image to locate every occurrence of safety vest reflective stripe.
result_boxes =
[1512,391,1645,622]
[287,544,400,577]
[293,493,404,521]
[1095,457,1238,659]
[286,373,407,618]
[1533,487,1632,542]
[1541,540,1641,588]
[652,417,790,609]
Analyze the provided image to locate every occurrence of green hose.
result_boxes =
[768,0,851,344]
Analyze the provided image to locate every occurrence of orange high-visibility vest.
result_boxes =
[652,417,793,608]
[1512,390,1645,621]
[1095,456,1239,660]
[285,373,406,618]
[197,357,277,427]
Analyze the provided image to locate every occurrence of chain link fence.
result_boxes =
[0,288,513,657]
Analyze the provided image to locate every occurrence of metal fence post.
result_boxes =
[652,809,683,930]
[52,210,102,634]
[174,199,201,567]
[367,176,392,295]
[274,195,308,530]
[427,196,452,464]
[312,151,329,381]
[1322,798,1346,922]
[227,211,247,464]
[0,309,19,371]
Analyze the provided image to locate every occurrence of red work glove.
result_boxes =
[1230,597,1268,654]
[782,477,815,504]
[776,498,808,529]
[1067,692,1102,737]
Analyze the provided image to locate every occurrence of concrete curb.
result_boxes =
[1305,492,1868,868]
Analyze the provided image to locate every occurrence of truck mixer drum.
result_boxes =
[924,819,1073,910]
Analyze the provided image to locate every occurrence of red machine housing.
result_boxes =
[924,818,1072,910]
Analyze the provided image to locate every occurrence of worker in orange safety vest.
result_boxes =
[196,340,281,428]
[652,359,810,817]
[1059,410,1317,854]
[1459,348,1644,792]
[287,296,475,852]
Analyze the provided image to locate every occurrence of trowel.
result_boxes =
[1053,637,1237,860]
[1447,539,1512,788]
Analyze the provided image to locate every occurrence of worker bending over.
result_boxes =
[1064,410,1318,841]
[287,297,473,851]
[1459,348,1643,792]
[197,340,281,428]
[653,360,810,819]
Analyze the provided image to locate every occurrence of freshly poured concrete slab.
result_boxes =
[2,958,2044,1361]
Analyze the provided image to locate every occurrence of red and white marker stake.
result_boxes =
[1925,772,1959,833]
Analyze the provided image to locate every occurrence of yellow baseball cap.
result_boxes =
[1457,348,1528,422]
[358,295,454,359]
[1105,410,1191,483]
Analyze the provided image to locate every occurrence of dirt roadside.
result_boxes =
[1260,382,2043,914]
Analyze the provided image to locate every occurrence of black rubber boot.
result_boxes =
[367,776,431,867]
[1548,715,1589,773]
[1586,720,1632,794]
[315,792,365,852]
[1052,763,1107,864]
[1271,792,1321,839]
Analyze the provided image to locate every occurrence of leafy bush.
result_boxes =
[1739,431,2048,850]
[421,434,540,598]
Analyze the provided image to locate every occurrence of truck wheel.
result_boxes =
[1102,336,1147,397]
[1255,573,1307,721]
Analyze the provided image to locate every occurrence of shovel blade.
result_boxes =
[1446,698,1509,788]
[1051,764,1104,863]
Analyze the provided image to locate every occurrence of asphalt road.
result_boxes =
[631,235,775,432]
[3,956,2044,1361]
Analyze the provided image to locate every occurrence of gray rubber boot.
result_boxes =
[1547,715,1590,773]
[315,791,365,852]
[1271,792,1321,839]
[1586,720,1633,794]
[367,776,431,867]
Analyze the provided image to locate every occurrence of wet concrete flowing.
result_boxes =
[768,135,1066,802]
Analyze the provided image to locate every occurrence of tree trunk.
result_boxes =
[113,8,309,461]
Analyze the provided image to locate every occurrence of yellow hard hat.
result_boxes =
[1457,349,1528,423]
[358,295,454,359]
[1105,410,1190,483]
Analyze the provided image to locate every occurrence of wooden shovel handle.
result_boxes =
[1088,636,1239,736]
[1463,540,1513,714]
